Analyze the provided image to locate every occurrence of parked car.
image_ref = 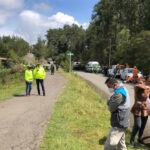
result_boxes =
[120,68,143,80]
[107,65,124,77]
[85,61,100,72]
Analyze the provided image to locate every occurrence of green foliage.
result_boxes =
[0,36,29,58]
[45,24,86,64]
[32,37,48,60]
[130,31,150,74]
[8,50,23,64]
[60,55,73,72]
[114,28,131,64]
[0,67,26,102]
[0,66,25,87]
[85,0,150,74]
[0,60,4,69]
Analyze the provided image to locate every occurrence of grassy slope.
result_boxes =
[0,82,25,102]
[40,72,147,150]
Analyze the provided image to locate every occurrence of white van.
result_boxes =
[85,61,100,72]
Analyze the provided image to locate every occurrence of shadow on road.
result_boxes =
[142,136,150,148]
[99,136,107,145]
[13,94,26,97]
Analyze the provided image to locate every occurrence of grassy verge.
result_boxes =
[40,71,147,150]
[0,81,25,102]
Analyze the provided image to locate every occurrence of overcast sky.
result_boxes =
[0,0,99,44]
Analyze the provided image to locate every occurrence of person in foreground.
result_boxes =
[33,63,46,96]
[25,65,33,96]
[130,79,149,148]
[104,78,130,150]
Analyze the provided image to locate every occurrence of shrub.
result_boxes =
[0,67,25,87]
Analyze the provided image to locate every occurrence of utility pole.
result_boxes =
[66,52,74,73]
[109,39,111,67]
[69,54,71,73]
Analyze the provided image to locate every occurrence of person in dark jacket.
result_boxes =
[104,78,130,150]
[130,79,149,148]
[50,63,55,75]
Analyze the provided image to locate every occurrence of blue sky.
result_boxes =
[0,0,100,44]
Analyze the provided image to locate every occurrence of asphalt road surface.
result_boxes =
[76,71,150,138]
[0,73,66,150]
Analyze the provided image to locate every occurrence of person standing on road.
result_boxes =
[33,64,46,96]
[50,63,55,75]
[132,66,138,83]
[130,79,149,148]
[114,64,121,78]
[125,63,129,68]
[104,65,109,76]
[25,66,33,96]
[104,78,130,150]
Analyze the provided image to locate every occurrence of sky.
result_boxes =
[0,0,100,44]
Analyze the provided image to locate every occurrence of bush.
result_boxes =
[10,65,26,74]
[61,60,70,72]
[0,67,25,87]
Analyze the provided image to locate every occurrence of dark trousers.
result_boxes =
[51,69,54,75]
[36,79,45,95]
[130,115,148,141]
[26,81,32,95]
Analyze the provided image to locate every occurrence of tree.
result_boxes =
[46,24,86,64]
[32,37,47,60]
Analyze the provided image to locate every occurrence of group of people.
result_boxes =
[115,64,143,83]
[25,64,46,96]
[25,63,56,96]
[104,76,150,149]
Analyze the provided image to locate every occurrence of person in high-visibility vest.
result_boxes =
[25,66,33,96]
[117,64,121,70]
[114,64,121,77]
[33,64,46,96]
[125,63,129,68]
[132,66,138,83]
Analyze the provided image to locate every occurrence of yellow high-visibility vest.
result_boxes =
[25,69,33,82]
[33,67,46,79]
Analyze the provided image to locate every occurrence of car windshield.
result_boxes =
[128,69,133,73]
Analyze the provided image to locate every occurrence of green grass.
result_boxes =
[0,82,25,102]
[40,71,148,150]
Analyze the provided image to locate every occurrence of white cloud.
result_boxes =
[33,2,51,12]
[0,7,89,44]
[0,27,23,39]
[51,12,79,26]
[17,10,88,44]
[0,0,24,26]
[0,10,11,26]
[81,22,89,30]
[0,0,23,10]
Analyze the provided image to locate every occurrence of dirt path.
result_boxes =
[76,71,150,137]
[0,73,66,150]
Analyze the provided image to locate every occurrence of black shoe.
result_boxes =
[138,139,145,147]
[130,140,135,148]
[43,93,45,96]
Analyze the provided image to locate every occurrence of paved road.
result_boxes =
[0,74,66,150]
[76,71,150,137]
